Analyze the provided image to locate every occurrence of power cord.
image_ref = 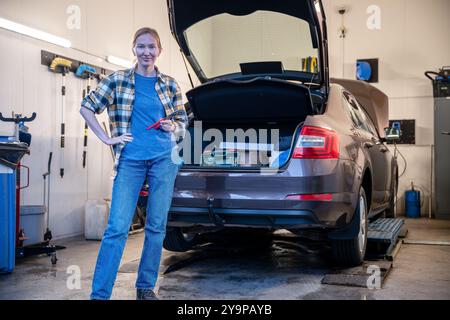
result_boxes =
[391,141,407,216]
[393,141,407,177]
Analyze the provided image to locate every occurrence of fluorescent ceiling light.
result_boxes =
[0,17,71,48]
[106,55,134,68]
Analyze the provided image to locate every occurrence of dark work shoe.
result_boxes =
[136,288,159,300]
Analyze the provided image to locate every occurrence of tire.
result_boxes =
[135,206,146,228]
[332,187,368,267]
[384,169,398,218]
[163,227,199,252]
[129,207,146,231]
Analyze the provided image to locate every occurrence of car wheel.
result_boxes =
[163,227,199,252]
[134,206,146,228]
[332,187,368,267]
[384,169,398,218]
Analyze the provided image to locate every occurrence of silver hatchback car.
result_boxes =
[163,0,398,266]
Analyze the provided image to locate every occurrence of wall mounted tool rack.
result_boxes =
[40,50,114,78]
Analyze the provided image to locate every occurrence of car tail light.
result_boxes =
[292,126,340,159]
[285,193,333,201]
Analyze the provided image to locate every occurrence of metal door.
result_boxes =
[435,97,450,219]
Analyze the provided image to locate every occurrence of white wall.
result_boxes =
[0,0,198,240]
[323,0,450,217]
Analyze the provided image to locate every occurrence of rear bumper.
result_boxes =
[168,206,321,229]
[168,192,356,230]
[169,159,360,230]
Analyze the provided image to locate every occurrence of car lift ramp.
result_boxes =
[321,218,406,288]
[366,218,406,260]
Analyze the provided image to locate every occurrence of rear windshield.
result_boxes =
[184,10,320,79]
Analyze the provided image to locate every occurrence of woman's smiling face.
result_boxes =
[134,33,161,69]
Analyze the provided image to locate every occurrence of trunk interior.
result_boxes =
[178,78,320,170]
[179,120,304,170]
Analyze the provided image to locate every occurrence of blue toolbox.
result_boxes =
[0,112,34,273]
[0,142,29,273]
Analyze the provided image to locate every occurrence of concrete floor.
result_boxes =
[1,218,449,300]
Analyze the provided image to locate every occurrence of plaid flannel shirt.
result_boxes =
[81,65,187,178]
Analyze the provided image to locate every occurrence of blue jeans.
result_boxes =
[90,154,179,300]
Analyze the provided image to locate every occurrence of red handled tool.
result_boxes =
[146,110,186,131]
[146,118,165,130]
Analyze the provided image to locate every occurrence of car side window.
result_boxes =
[343,91,365,129]
[357,102,379,137]
[342,91,380,137]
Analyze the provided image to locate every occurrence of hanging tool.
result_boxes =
[75,64,96,79]
[302,56,318,74]
[43,152,53,242]
[76,64,97,168]
[49,57,72,178]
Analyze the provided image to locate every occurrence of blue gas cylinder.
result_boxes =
[405,189,421,218]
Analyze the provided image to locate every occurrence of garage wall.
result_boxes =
[0,0,197,240]
[0,27,115,242]
[323,0,450,217]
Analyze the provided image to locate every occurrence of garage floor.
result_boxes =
[1,218,449,300]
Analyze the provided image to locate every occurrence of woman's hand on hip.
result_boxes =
[104,133,133,145]
[160,120,176,133]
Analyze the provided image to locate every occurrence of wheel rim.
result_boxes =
[358,194,367,254]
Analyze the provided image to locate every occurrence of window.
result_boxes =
[184,10,319,79]
[357,103,379,137]
[343,91,364,128]
[342,91,378,137]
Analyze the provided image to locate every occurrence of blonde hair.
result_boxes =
[132,27,162,51]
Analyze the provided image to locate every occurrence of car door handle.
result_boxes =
[442,131,450,135]
[380,147,388,153]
